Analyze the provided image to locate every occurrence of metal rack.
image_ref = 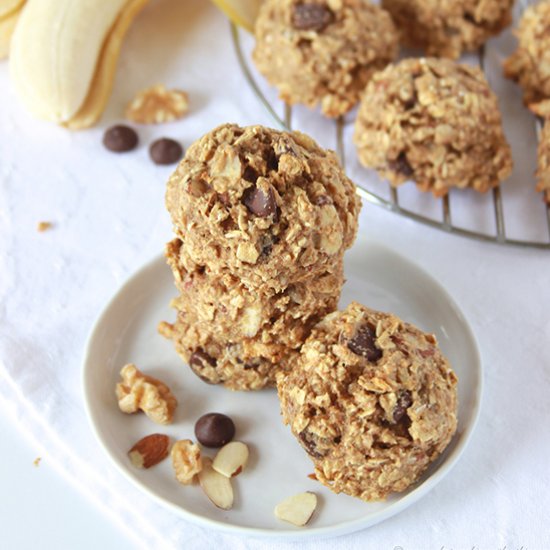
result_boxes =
[231,18,550,250]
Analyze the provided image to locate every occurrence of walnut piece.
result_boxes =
[125,84,189,124]
[115,364,177,425]
[171,439,202,484]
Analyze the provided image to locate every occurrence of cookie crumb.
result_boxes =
[37,221,53,232]
[126,85,189,124]
[33,457,41,467]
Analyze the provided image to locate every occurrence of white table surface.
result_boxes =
[1,1,549,549]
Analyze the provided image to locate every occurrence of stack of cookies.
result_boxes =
[159,124,361,390]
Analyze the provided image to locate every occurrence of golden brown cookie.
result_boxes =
[165,124,360,293]
[536,120,550,204]
[252,0,398,117]
[383,0,513,59]
[277,302,458,501]
[504,1,550,116]
[354,57,513,196]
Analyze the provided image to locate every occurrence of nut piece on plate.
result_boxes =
[253,0,398,117]
[171,439,202,484]
[198,457,234,510]
[212,441,249,478]
[382,0,513,59]
[116,364,177,425]
[126,85,189,124]
[277,302,458,501]
[354,57,513,197]
[274,492,317,527]
[503,1,550,115]
[128,434,170,469]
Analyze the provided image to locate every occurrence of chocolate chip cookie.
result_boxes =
[354,57,513,197]
[383,0,513,59]
[504,1,550,116]
[252,0,398,117]
[277,302,458,501]
[165,124,360,293]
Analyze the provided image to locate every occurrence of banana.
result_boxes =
[10,0,148,129]
[0,0,25,58]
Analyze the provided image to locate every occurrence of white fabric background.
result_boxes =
[0,1,548,548]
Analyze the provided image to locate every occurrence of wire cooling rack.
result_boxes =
[230,4,550,251]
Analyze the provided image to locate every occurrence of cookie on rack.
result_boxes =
[165,123,360,293]
[382,0,513,59]
[504,0,550,116]
[536,121,550,204]
[277,302,458,501]
[252,0,398,117]
[353,57,513,197]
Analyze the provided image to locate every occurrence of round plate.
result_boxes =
[83,234,482,539]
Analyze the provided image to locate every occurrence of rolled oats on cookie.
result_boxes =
[354,57,513,197]
[277,302,458,501]
[504,1,550,115]
[383,0,513,59]
[252,0,398,117]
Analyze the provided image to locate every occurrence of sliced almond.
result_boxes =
[212,441,249,478]
[274,492,317,527]
[128,434,170,469]
[198,457,234,510]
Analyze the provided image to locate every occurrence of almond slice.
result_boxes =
[212,441,249,478]
[198,457,234,510]
[274,492,317,527]
[128,434,170,469]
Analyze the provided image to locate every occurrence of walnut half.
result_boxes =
[116,364,177,425]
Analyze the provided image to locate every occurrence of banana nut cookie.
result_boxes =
[382,0,513,59]
[159,238,344,390]
[166,124,360,293]
[277,302,458,501]
[504,1,550,116]
[158,264,341,391]
[354,57,513,197]
[252,0,398,117]
[536,121,550,204]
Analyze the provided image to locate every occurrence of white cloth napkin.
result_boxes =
[0,1,548,549]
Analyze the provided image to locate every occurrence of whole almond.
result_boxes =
[212,441,249,478]
[128,434,170,469]
[198,457,234,510]
[274,492,318,527]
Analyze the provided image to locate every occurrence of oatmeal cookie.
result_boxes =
[166,124,360,293]
[383,0,513,59]
[160,250,343,391]
[252,0,398,117]
[277,302,458,501]
[354,57,513,196]
[536,120,550,204]
[504,1,550,115]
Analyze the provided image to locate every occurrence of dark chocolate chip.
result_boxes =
[299,431,324,459]
[149,138,183,165]
[242,185,278,219]
[393,390,413,423]
[389,152,414,177]
[194,413,235,448]
[315,195,333,206]
[266,149,279,172]
[347,324,382,362]
[103,125,138,152]
[292,3,334,32]
[243,165,259,183]
[189,350,216,383]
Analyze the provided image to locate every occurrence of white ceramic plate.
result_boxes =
[83,234,482,539]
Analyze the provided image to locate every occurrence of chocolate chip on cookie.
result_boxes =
[393,390,413,423]
[292,3,334,32]
[242,185,278,219]
[347,324,382,362]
